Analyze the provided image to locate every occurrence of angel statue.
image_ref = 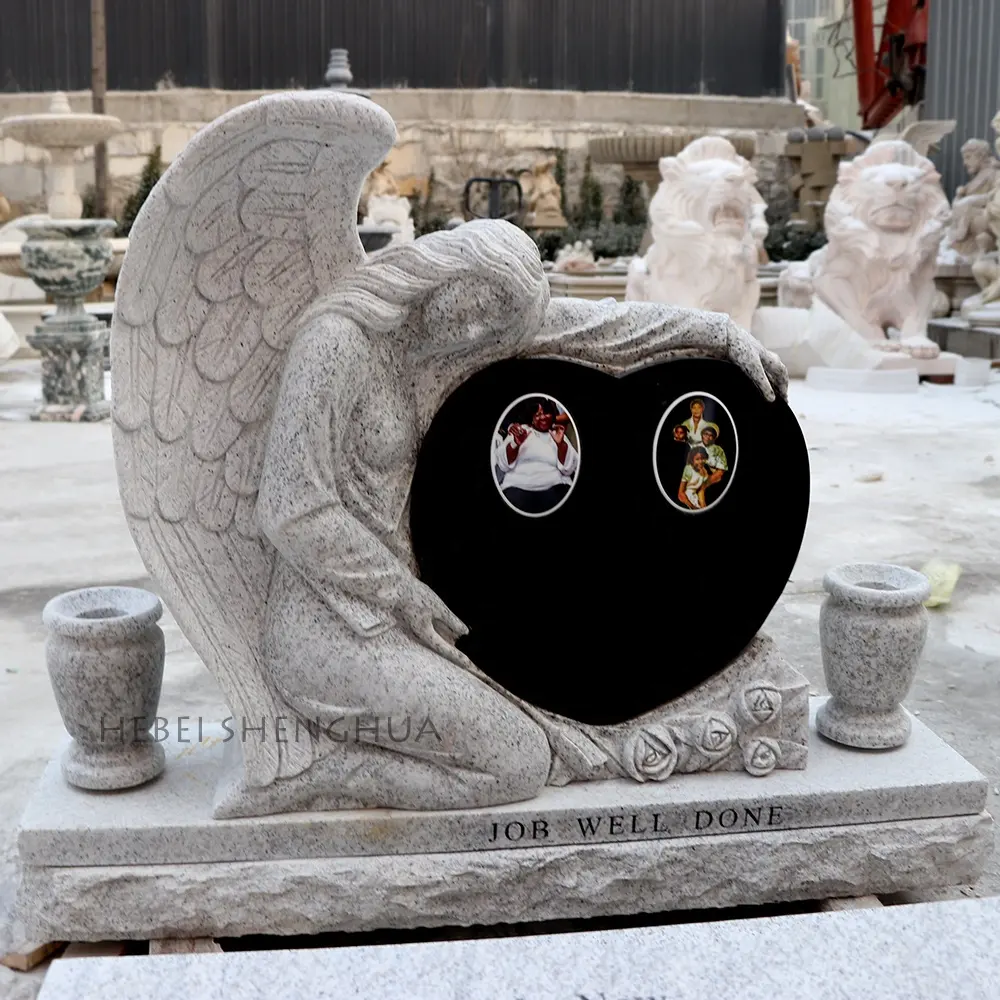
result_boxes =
[112,92,788,818]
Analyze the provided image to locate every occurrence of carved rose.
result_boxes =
[743,737,782,777]
[621,725,678,782]
[742,685,782,726]
[699,714,737,756]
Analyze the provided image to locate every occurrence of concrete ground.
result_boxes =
[1,359,999,995]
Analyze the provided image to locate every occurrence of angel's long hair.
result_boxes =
[301,219,549,339]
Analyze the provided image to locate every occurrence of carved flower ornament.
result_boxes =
[743,737,782,776]
[699,714,737,756]
[622,725,678,782]
[741,684,782,726]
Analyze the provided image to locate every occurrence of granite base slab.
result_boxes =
[17,702,985,866]
[36,897,1000,1000]
[13,812,994,942]
[12,701,993,942]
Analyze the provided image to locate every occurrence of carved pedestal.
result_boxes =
[19,218,114,421]
[27,321,110,421]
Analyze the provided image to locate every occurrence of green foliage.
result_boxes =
[536,222,645,263]
[581,222,644,259]
[572,156,604,229]
[613,174,646,226]
[764,219,827,262]
[80,185,97,219]
[407,169,449,237]
[117,146,164,237]
[533,229,565,262]
[553,149,568,218]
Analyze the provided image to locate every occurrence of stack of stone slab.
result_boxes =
[928,316,1000,362]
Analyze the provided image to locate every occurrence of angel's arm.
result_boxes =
[256,316,411,634]
[529,297,787,401]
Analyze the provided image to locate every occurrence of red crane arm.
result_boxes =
[852,0,928,129]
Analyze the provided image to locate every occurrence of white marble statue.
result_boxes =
[956,111,1000,323]
[553,239,596,272]
[625,137,765,331]
[363,193,414,244]
[521,155,568,229]
[112,92,793,819]
[775,140,951,361]
[946,138,1000,261]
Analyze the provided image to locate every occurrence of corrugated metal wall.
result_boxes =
[924,0,1000,196]
[0,0,785,97]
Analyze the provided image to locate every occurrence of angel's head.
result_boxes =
[415,220,549,361]
[322,219,548,363]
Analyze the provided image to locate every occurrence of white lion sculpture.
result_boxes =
[777,140,951,359]
[626,136,765,331]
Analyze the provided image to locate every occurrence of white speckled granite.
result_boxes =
[111,89,789,817]
[13,813,993,942]
[36,897,1000,1000]
[42,586,165,790]
[11,703,992,942]
[16,701,985,867]
[818,563,931,749]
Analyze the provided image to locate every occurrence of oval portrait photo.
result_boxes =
[492,393,580,517]
[653,392,737,513]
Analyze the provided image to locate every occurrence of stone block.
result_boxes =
[35,897,1000,999]
[107,128,157,158]
[0,137,26,166]
[160,123,201,163]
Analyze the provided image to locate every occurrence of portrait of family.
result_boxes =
[654,393,737,513]
[492,394,580,516]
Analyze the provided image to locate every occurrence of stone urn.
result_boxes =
[42,586,166,790]
[19,219,115,421]
[816,563,931,750]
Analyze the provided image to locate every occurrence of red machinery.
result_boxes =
[852,0,928,129]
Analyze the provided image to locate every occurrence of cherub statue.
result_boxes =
[946,138,1000,260]
[112,93,787,818]
[521,155,567,229]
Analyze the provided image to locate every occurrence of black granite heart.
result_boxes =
[411,357,809,725]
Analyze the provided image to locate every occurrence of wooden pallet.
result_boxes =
[2,938,221,972]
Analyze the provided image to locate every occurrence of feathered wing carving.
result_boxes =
[111,93,397,787]
[871,119,957,157]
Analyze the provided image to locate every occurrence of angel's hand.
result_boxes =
[725,324,788,402]
[395,577,471,666]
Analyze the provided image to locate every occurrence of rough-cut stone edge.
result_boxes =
[12,812,993,942]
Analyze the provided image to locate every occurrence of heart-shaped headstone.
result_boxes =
[411,357,809,724]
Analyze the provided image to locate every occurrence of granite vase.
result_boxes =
[816,563,931,750]
[43,586,166,790]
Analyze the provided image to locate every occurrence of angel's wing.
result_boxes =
[872,119,956,157]
[111,93,396,787]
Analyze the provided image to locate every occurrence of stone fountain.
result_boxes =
[0,93,122,416]
[0,92,122,219]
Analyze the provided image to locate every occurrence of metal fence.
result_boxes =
[923,0,1000,196]
[1,0,785,97]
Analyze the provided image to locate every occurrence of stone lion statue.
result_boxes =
[778,140,951,359]
[626,136,764,331]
